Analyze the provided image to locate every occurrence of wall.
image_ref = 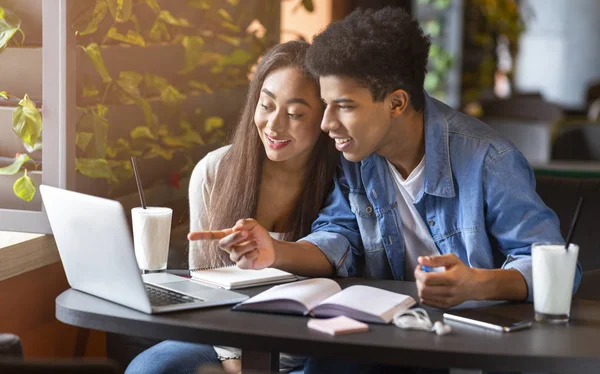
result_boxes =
[515,0,600,109]
[0,260,105,358]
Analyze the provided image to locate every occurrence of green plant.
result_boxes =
[71,0,308,195]
[0,6,41,202]
[1,0,313,202]
[416,0,454,101]
[462,0,524,105]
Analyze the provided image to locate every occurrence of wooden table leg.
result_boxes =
[242,350,279,373]
[73,327,90,357]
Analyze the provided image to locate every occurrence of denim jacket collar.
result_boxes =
[422,94,456,199]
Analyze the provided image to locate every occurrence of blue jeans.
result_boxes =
[125,340,449,374]
[125,340,219,374]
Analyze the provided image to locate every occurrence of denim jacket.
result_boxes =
[302,95,582,302]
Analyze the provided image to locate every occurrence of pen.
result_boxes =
[421,265,433,273]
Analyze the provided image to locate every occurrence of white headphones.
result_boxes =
[392,308,452,336]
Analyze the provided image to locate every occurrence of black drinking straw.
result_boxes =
[131,156,147,209]
[564,196,584,250]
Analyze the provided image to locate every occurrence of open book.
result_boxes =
[233,278,416,324]
[190,265,297,289]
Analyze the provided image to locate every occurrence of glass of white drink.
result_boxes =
[131,207,172,273]
[532,242,579,324]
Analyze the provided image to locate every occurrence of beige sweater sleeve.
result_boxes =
[188,145,230,270]
[187,146,243,360]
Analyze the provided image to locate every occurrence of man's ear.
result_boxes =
[389,90,410,117]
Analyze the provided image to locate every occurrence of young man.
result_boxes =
[192,8,581,312]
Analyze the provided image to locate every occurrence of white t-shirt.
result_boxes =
[386,158,439,281]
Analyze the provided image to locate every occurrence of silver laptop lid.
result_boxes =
[40,185,153,314]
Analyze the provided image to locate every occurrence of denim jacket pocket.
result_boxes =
[348,192,385,253]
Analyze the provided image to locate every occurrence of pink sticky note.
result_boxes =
[307,316,369,336]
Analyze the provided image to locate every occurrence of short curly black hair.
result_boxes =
[306,7,431,111]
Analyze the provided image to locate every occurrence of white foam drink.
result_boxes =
[532,243,579,324]
[131,207,172,272]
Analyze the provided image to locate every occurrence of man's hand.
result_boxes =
[188,219,275,270]
[414,254,481,309]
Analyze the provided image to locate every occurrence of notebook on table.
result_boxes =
[190,265,298,289]
[233,278,416,324]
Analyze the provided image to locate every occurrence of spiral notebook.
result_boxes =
[190,265,298,289]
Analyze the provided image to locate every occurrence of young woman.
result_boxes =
[125,40,337,374]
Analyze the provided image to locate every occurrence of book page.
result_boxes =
[239,278,341,311]
[313,285,416,323]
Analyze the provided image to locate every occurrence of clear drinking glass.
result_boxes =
[532,242,579,324]
[131,207,172,273]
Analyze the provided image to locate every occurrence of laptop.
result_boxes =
[40,185,248,314]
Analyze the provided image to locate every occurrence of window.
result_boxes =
[0,0,281,235]
[0,0,75,234]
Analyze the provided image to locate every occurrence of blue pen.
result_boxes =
[421,265,433,273]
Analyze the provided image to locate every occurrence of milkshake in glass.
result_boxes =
[131,207,172,272]
[532,242,579,324]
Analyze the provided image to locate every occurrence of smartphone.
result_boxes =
[443,309,533,333]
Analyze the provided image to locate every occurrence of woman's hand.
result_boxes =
[188,218,276,270]
[221,358,241,374]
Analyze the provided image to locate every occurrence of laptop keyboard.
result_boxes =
[145,284,202,306]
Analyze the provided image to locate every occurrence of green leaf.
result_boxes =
[76,132,94,152]
[136,97,158,129]
[178,36,205,74]
[13,170,36,202]
[188,0,210,10]
[106,26,146,46]
[144,73,168,92]
[161,136,194,149]
[0,8,4,18]
[130,14,141,33]
[76,158,114,179]
[0,154,31,176]
[109,160,133,183]
[217,9,232,21]
[144,143,174,160]
[221,21,240,32]
[107,0,133,23]
[157,124,169,137]
[160,85,186,108]
[216,34,240,46]
[76,0,108,36]
[12,94,43,153]
[424,73,440,91]
[188,80,213,94]
[204,116,224,132]
[92,106,109,158]
[82,43,112,83]
[181,120,205,145]
[130,126,156,140]
[116,71,143,98]
[0,8,21,51]
[0,91,7,99]
[142,0,161,13]
[148,19,170,42]
[158,10,193,27]
[433,0,450,10]
[82,75,100,97]
[96,103,108,118]
[219,48,252,66]
[227,0,239,5]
